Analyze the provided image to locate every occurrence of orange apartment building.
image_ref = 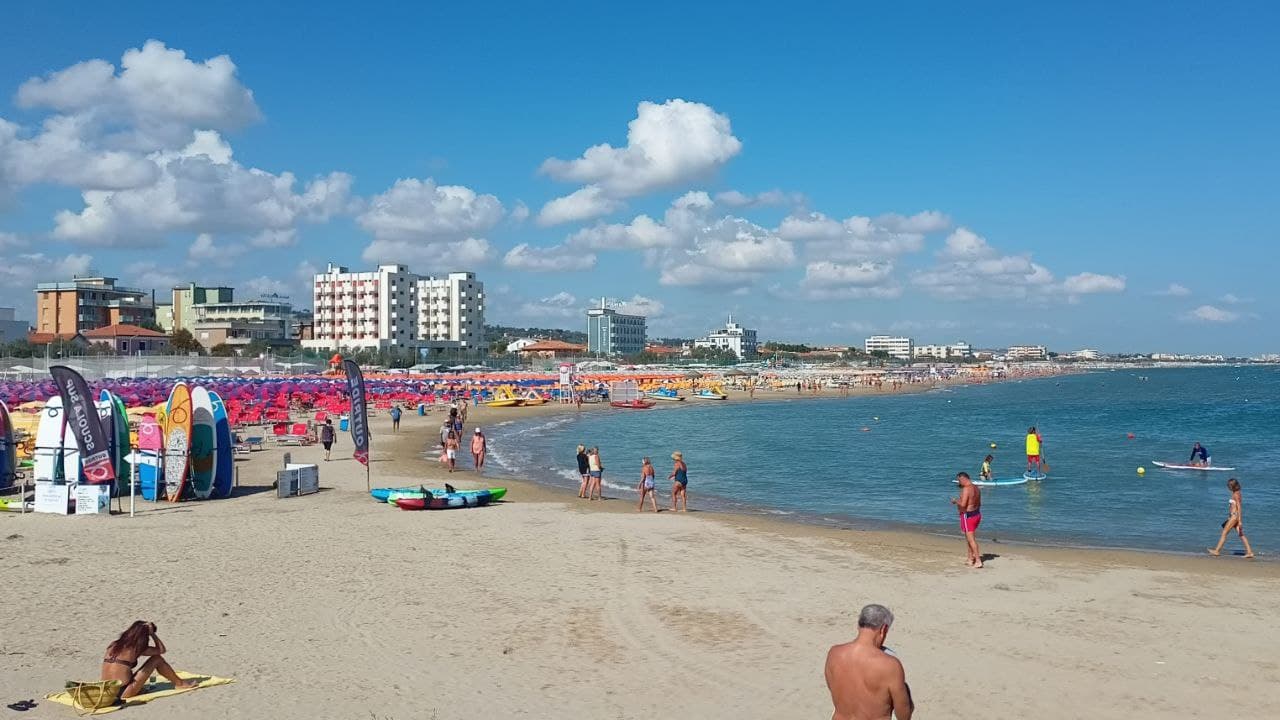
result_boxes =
[35,276,156,336]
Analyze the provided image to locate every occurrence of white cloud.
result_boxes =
[1155,283,1191,297]
[536,185,624,226]
[362,236,494,270]
[186,232,245,267]
[567,214,679,250]
[121,260,181,294]
[249,228,297,248]
[937,227,993,260]
[0,232,25,251]
[509,201,530,224]
[1062,272,1126,296]
[16,40,260,149]
[714,189,803,208]
[516,291,581,320]
[242,275,291,298]
[804,261,895,288]
[502,243,597,272]
[659,217,795,287]
[1220,293,1250,304]
[357,178,503,270]
[608,295,664,317]
[779,210,945,261]
[912,230,1055,301]
[539,99,741,198]
[1182,305,1239,323]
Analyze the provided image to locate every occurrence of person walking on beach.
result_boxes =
[1025,426,1043,475]
[638,457,658,512]
[389,405,402,433]
[471,428,487,472]
[669,451,689,512]
[825,604,914,720]
[951,471,983,568]
[576,445,590,498]
[1209,478,1255,558]
[1189,442,1211,467]
[101,621,198,703]
[980,454,994,482]
[320,418,336,461]
[439,419,452,450]
[587,447,604,500]
[445,431,460,472]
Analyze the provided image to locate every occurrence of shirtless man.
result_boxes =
[825,604,913,720]
[951,471,983,568]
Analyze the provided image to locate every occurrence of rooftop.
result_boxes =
[82,323,168,339]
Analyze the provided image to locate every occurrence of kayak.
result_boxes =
[1152,461,1236,472]
[370,486,417,503]
[386,487,507,503]
[394,488,503,510]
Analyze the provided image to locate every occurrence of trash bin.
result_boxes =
[339,416,349,432]
[417,403,426,416]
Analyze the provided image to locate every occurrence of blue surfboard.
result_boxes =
[209,391,234,499]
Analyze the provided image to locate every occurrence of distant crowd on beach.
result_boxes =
[574,445,689,512]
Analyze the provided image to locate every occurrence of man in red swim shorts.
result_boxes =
[951,472,983,568]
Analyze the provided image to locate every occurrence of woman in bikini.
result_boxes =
[101,621,197,700]
[1208,478,1255,558]
[637,457,658,512]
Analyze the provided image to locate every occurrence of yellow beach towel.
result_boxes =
[46,672,233,715]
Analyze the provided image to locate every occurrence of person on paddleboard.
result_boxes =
[981,455,994,482]
[1025,426,1043,475]
[1189,442,1210,467]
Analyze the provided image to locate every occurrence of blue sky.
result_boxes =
[1,2,1276,354]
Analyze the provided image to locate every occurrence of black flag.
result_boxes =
[49,365,115,484]
[343,360,370,466]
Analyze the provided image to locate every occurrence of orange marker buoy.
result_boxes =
[1127,433,1135,439]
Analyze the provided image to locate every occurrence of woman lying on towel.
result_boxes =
[101,621,198,700]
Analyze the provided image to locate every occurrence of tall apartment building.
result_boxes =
[586,299,647,356]
[1006,344,1048,361]
[864,335,914,360]
[693,316,758,359]
[35,276,155,335]
[301,263,486,354]
[170,283,234,332]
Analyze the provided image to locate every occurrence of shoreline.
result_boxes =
[473,379,1275,567]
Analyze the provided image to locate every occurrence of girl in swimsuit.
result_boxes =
[668,451,689,512]
[637,457,658,513]
[101,621,197,701]
[1208,478,1255,558]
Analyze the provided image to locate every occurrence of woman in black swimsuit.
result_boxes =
[101,621,197,700]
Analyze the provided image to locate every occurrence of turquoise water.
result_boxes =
[484,367,1279,555]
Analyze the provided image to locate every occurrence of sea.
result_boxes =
[482,366,1279,556]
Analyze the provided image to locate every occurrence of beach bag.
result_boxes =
[64,679,122,714]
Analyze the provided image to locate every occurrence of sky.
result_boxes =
[1,2,1276,355]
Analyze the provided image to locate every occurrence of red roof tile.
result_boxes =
[81,323,168,339]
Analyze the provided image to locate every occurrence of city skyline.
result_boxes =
[1,3,1276,355]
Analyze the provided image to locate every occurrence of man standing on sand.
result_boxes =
[951,471,983,568]
[825,604,913,720]
[389,405,402,433]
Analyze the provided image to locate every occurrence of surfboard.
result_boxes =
[190,387,216,499]
[0,400,13,490]
[34,396,79,482]
[974,477,1029,487]
[1152,461,1236,472]
[137,413,163,501]
[209,391,234,499]
[164,383,192,502]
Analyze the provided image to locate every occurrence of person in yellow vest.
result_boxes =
[1025,426,1043,476]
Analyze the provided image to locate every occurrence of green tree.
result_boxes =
[170,328,204,355]
[208,343,237,357]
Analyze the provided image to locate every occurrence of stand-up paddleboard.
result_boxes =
[0,400,13,490]
[190,387,216,499]
[164,384,192,502]
[1152,461,1236,472]
[975,477,1030,487]
[1023,471,1048,481]
[209,391,234,499]
[137,413,163,501]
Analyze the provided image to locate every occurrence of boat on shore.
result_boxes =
[610,399,656,409]
[646,388,685,402]
[690,388,727,400]
[485,385,526,408]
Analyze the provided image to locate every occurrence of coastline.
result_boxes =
[3,387,1277,719]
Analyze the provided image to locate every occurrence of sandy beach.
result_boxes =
[3,396,1278,719]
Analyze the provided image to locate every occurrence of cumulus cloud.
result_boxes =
[186,232,245,267]
[536,185,624,226]
[1220,293,1250,304]
[779,209,947,261]
[502,243,597,272]
[539,99,741,198]
[1182,305,1239,323]
[357,178,503,269]
[120,260,182,294]
[714,189,803,209]
[509,201,530,224]
[659,217,795,287]
[1155,283,1191,297]
[249,228,297,248]
[567,214,679,250]
[609,295,664,317]
[516,291,581,320]
[1062,272,1126,296]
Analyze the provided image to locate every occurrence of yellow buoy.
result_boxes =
[990,443,997,449]
[1137,466,1146,475]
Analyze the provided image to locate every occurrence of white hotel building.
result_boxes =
[914,342,973,360]
[693,316,758,359]
[1006,344,1048,361]
[864,335,914,360]
[302,263,486,355]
